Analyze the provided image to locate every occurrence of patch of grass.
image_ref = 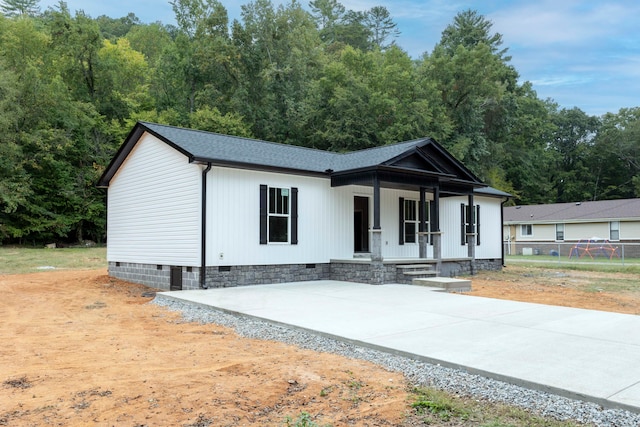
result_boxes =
[506,255,640,273]
[284,412,330,427]
[409,387,582,426]
[411,388,471,422]
[0,246,106,275]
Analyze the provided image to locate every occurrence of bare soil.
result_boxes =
[1,267,638,426]
[470,266,640,315]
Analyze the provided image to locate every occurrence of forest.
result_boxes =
[0,0,639,245]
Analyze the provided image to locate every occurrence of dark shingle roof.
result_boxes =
[98,121,498,194]
[504,199,640,223]
[141,121,431,173]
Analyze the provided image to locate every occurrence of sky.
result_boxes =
[36,0,640,117]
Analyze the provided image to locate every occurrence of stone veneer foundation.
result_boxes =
[108,259,503,291]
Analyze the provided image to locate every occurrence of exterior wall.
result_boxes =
[108,261,199,291]
[516,223,555,241]
[439,196,503,260]
[622,221,640,240]
[565,222,609,241]
[205,167,345,265]
[506,220,640,243]
[107,133,201,266]
[474,196,503,259]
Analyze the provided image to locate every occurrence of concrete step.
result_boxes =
[412,277,471,292]
[402,270,439,276]
[396,264,435,270]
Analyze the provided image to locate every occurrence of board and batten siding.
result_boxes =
[107,133,201,265]
[474,196,503,259]
[206,167,344,265]
[440,196,503,259]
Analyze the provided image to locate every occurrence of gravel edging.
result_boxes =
[152,297,640,427]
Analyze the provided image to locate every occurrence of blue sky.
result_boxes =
[38,0,640,116]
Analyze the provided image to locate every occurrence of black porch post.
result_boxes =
[467,192,476,274]
[432,186,441,270]
[373,173,381,231]
[419,187,427,258]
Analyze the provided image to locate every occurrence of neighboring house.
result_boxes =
[98,122,509,291]
[503,199,640,256]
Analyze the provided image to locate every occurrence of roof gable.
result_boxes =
[98,122,487,189]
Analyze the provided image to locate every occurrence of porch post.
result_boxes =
[418,187,428,258]
[432,186,442,272]
[370,172,385,284]
[467,193,476,275]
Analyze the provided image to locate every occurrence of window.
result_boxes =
[556,223,564,241]
[460,204,480,245]
[259,185,298,244]
[521,224,533,237]
[610,221,620,241]
[404,199,417,243]
[268,187,289,243]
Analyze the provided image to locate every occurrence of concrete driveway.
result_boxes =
[156,280,640,413]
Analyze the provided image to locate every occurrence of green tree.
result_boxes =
[96,12,140,40]
[424,9,518,178]
[591,108,640,199]
[0,0,39,17]
[231,0,324,144]
[189,106,253,137]
[548,107,600,202]
[365,6,398,50]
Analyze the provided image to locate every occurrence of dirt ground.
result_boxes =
[1,267,638,426]
[470,266,640,315]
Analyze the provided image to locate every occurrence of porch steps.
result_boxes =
[412,277,472,292]
[396,264,438,282]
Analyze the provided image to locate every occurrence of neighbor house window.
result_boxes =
[521,224,533,237]
[556,224,565,241]
[259,185,298,244]
[460,204,480,245]
[610,221,620,241]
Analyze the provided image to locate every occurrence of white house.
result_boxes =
[98,122,509,290]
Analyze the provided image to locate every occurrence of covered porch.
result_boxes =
[331,158,485,284]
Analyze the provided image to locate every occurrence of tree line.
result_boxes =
[1,0,639,245]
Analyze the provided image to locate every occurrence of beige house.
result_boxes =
[503,199,640,256]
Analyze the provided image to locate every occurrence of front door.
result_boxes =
[354,196,369,253]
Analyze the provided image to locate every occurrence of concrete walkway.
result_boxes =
[156,281,640,413]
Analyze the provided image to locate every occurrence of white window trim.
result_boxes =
[404,199,418,244]
[610,221,620,241]
[267,187,290,244]
[521,224,533,237]
[555,223,565,241]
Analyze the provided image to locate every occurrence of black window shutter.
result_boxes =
[476,205,481,246]
[259,185,267,244]
[460,203,466,245]
[399,197,405,245]
[291,187,298,245]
